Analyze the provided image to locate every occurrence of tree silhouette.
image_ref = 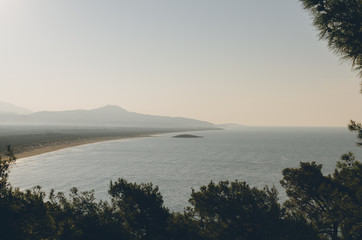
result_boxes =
[109,178,170,240]
[0,145,16,193]
[187,180,316,240]
[281,160,362,240]
[300,0,362,148]
[300,0,361,76]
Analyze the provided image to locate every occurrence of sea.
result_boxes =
[8,127,362,212]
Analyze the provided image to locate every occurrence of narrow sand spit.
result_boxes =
[14,136,149,159]
[1,127,214,159]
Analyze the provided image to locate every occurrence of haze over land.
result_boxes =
[0,102,216,129]
[0,102,218,157]
[0,102,33,115]
[1,1,361,127]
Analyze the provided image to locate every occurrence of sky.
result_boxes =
[0,0,361,126]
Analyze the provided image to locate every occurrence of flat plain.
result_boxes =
[0,125,203,158]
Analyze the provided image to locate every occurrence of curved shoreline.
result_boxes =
[15,135,150,159]
[1,127,220,160]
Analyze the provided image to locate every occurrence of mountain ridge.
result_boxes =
[0,104,216,129]
[0,102,33,115]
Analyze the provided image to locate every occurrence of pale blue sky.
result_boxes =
[1,0,361,126]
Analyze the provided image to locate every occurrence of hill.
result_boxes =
[0,102,32,115]
[0,105,217,129]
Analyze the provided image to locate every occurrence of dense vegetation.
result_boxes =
[0,145,361,240]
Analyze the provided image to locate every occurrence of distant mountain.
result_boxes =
[0,102,33,115]
[0,105,217,129]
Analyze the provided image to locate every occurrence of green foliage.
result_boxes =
[168,212,204,240]
[109,178,170,240]
[0,186,54,240]
[188,180,280,239]
[48,187,128,240]
[300,0,362,156]
[0,145,16,193]
[187,180,315,240]
[348,120,362,146]
[299,0,362,76]
[281,161,362,240]
[334,156,362,239]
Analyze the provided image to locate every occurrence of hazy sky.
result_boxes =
[1,0,361,126]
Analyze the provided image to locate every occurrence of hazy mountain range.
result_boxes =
[0,102,33,115]
[0,102,217,129]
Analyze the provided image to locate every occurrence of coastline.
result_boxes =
[14,135,150,159]
[0,126,220,160]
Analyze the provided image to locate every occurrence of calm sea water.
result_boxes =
[9,127,362,212]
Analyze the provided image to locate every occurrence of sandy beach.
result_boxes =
[14,135,146,159]
[0,126,218,159]
[0,126,179,160]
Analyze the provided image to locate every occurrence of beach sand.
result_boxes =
[1,126,216,160]
[14,136,149,159]
[0,126,176,159]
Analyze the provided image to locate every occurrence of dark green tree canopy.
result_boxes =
[281,160,362,240]
[300,0,361,76]
[300,0,362,146]
[109,178,170,240]
[0,145,16,194]
[187,180,317,240]
[348,120,362,146]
